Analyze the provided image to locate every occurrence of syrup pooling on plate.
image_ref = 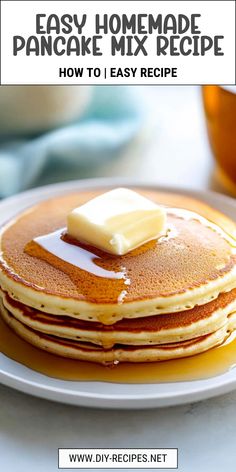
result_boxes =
[1,314,236,383]
[2,190,236,376]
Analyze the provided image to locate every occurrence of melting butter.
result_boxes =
[34,228,129,281]
[67,188,166,255]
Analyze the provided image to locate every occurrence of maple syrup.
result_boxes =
[1,315,236,383]
[202,86,236,195]
[2,207,236,383]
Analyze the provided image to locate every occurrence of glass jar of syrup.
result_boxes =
[202,86,236,195]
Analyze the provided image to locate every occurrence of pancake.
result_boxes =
[2,288,236,348]
[1,299,235,363]
[1,189,236,325]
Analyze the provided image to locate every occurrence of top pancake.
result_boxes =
[1,189,236,324]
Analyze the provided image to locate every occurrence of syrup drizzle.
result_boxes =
[34,228,129,281]
[1,315,236,383]
[31,223,176,305]
[2,206,236,383]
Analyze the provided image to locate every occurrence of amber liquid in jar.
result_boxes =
[202,86,236,194]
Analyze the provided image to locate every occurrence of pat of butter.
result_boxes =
[67,188,166,255]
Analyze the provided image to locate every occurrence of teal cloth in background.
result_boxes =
[0,86,145,198]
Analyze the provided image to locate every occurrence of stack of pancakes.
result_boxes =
[1,189,236,364]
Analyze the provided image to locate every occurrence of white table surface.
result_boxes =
[1,86,235,472]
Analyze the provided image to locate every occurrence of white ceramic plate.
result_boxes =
[1,179,236,409]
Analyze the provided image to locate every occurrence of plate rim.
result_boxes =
[1,178,236,409]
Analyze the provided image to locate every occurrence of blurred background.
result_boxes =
[0,85,235,198]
